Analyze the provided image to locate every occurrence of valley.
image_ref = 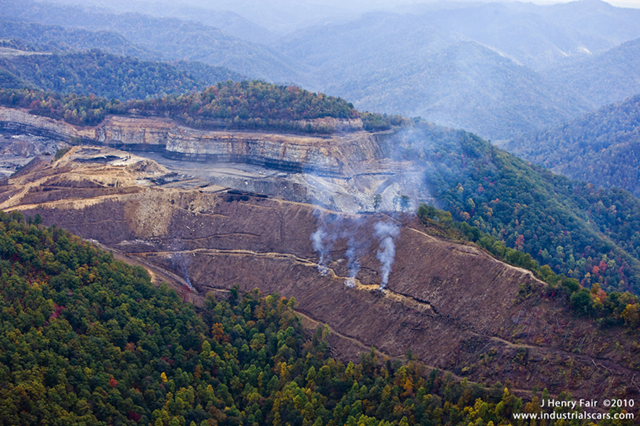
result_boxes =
[501,94,640,198]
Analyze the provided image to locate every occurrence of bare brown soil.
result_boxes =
[1,146,639,402]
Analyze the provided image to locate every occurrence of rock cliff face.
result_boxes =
[0,107,420,212]
[164,127,365,176]
[0,107,78,140]
[0,108,428,212]
[1,147,638,402]
[91,116,173,150]
[0,108,383,176]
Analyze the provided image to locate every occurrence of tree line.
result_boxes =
[0,83,402,134]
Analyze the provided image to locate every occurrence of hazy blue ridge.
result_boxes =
[502,94,640,198]
[43,0,279,45]
[543,37,640,108]
[1,0,309,86]
[401,0,640,71]
[0,16,159,59]
[324,41,591,141]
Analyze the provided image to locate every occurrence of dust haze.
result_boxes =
[45,0,640,36]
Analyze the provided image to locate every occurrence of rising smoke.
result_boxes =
[304,126,428,290]
[310,210,366,285]
[345,237,360,287]
[374,221,400,290]
[310,211,400,290]
[170,250,195,291]
[311,227,330,275]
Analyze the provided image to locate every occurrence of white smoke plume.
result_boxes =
[374,222,400,290]
[311,227,330,275]
[170,251,195,291]
[184,276,195,291]
[345,237,360,287]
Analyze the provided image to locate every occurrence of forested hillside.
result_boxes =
[0,50,244,101]
[126,81,359,129]
[170,60,246,88]
[397,122,640,294]
[502,94,640,198]
[0,82,362,132]
[1,0,308,85]
[0,88,121,126]
[2,211,614,426]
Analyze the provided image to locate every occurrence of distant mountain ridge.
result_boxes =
[543,37,640,108]
[323,39,591,140]
[0,49,246,100]
[4,0,640,142]
[272,1,640,139]
[1,0,309,85]
[44,0,279,45]
[0,16,158,59]
[502,94,640,198]
[399,0,640,71]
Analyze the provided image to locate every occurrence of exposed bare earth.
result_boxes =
[0,108,430,212]
[1,146,638,402]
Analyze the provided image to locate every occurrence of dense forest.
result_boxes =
[5,212,637,425]
[503,94,640,198]
[0,84,380,133]
[127,80,359,132]
[0,50,201,101]
[0,49,244,101]
[170,61,246,89]
[0,88,124,126]
[395,122,640,295]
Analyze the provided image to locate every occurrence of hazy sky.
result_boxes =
[398,0,640,9]
[535,0,640,7]
[608,0,640,6]
[84,0,640,10]
[52,0,640,34]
